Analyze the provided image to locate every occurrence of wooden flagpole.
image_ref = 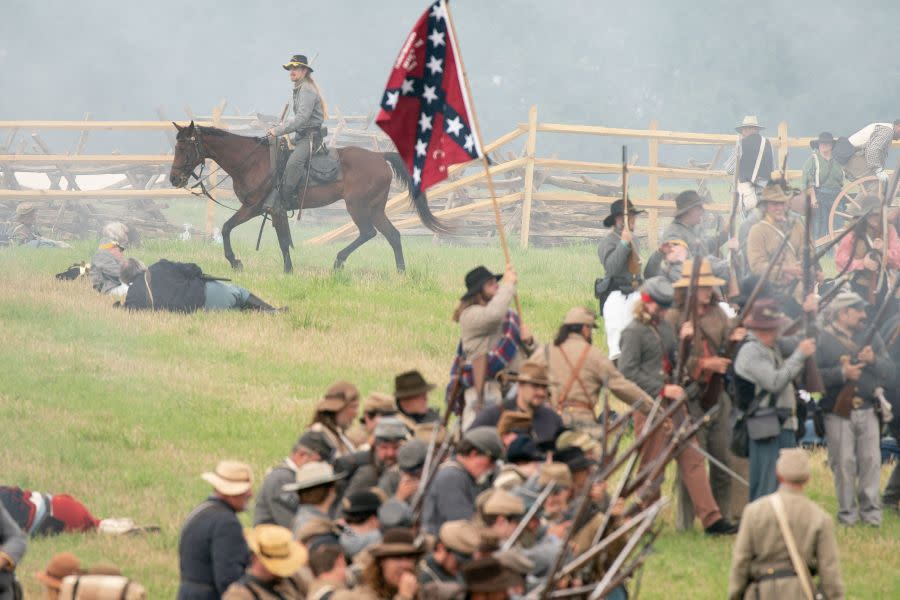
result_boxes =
[444,0,522,315]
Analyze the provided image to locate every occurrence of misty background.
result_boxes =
[2,0,899,169]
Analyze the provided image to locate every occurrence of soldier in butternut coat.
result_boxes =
[745,178,819,307]
[729,448,844,600]
[532,306,652,438]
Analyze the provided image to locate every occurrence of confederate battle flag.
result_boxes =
[377,0,483,196]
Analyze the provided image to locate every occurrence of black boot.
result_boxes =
[704,518,738,536]
[243,293,284,313]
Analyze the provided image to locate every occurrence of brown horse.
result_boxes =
[167,121,447,273]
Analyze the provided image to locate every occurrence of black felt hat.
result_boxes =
[283,54,314,72]
[603,198,646,228]
[462,265,503,300]
[810,131,835,150]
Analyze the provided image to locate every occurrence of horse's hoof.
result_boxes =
[283,266,293,275]
[232,260,244,271]
[333,260,345,271]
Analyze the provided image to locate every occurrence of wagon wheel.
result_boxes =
[821,176,889,247]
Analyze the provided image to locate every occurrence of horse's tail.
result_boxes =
[382,152,452,234]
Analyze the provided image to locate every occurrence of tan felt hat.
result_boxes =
[672,258,725,288]
[201,460,253,496]
[438,520,481,555]
[483,489,525,517]
[497,411,533,437]
[317,381,360,412]
[538,463,573,489]
[511,360,551,387]
[563,306,598,328]
[363,391,397,414]
[34,552,83,589]
[282,461,346,492]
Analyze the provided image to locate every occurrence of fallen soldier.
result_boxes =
[89,222,134,298]
[120,259,282,312]
[0,485,156,537]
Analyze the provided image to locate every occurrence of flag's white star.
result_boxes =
[425,55,443,75]
[413,166,422,184]
[464,134,475,152]
[415,138,428,157]
[384,90,399,109]
[430,1,448,21]
[400,78,415,95]
[418,113,432,132]
[445,116,463,136]
[422,84,438,104]
[428,29,445,47]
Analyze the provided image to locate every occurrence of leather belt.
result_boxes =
[752,568,796,582]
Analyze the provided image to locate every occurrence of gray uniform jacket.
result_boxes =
[422,460,481,535]
[619,317,676,398]
[815,326,891,414]
[272,82,324,142]
[734,335,806,431]
[598,228,640,290]
[0,505,26,567]
[253,459,299,528]
[662,220,730,280]
[89,248,124,294]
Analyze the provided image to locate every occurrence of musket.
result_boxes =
[500,481,556,551]
[802,192,825,394]
[409,419,461,521]
[832,275,900,419]
[812,211,871,261]
[622,145,642,286]
[872,156,900,303]
[727,133,743,297]
[675,256,703,386]
[781,274,851,335]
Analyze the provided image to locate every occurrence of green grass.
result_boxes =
[1,212,898,598]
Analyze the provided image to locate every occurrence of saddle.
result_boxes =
[272,129,342,188]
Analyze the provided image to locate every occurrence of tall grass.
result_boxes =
[0,222,897,598]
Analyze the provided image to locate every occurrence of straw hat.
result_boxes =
[673,258,725,288]
[245,525,308,577]
[735,115,765,132]
[201,460,253,496]
[34,552,83,589]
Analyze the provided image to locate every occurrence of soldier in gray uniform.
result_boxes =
[0,504,26,600]
[265,54,326,209]
[661,190,731,280]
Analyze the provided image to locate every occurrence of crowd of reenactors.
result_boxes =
[4,116,900,599]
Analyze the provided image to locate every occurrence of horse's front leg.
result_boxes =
[221,204,258,270]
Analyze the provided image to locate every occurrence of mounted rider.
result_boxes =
[264,54,326,210]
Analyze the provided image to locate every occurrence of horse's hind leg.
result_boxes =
[270,208,294,273]
[333,212,376,270]
[222,203,259,271]
[372,203,405,273]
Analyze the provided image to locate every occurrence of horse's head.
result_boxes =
[168,121,206,188]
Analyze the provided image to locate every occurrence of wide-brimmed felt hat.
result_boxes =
[201,460,253,496]
[283,54,314,72]
[394,370,436,399]
[497,411,533,437]
[245,524,308,577]
[283,461,346,492]
[16,202,36,217]
[603,198,646,228]
[34,553,83,589]
[363,391,397,414]
[673,258,726,288]
[673,190,706,218]
[462,557,524,593]
[743,298,789,330]
[462,265,503,300]
[341,490,383,516]
[760,174,801,204]
[369,527,427,559]
[511,360,551,387]
[317,381,360,413]
[563,306,598,328]
[482,489,526,517]
[553,446,595,473]
[848,194,881,217]
[735,115,765,132]
[538,462,573,489]
[810,131,836,150]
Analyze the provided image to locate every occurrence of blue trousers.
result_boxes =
[749,429,796,501]
[203,281,251,310]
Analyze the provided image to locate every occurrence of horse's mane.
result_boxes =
[196,125,269,145]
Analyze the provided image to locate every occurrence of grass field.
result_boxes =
[1,215,899,598]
